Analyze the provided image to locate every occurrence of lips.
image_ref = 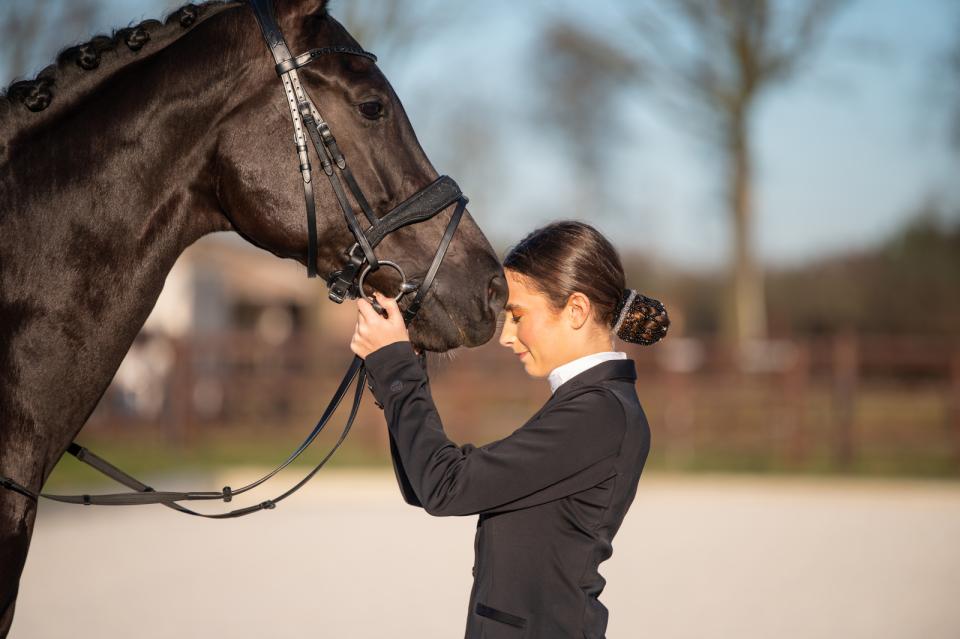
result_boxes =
[516,351,528,360]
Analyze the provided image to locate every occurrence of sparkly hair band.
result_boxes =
[612,288,637,336]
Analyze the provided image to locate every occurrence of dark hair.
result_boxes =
[502,221,669,345]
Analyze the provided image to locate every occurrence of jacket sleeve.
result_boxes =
[387,428,424,507]
[364,341,626,517]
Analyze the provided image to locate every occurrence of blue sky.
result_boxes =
[6,0,958,271]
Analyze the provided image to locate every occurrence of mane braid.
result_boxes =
[1,2,229,117]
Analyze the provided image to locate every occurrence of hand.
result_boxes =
[350,292,410,359]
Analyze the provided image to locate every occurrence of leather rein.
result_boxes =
[0,0,468,518]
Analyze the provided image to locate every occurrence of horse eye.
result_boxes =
[358,101,383,119]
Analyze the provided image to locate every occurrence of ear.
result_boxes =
[565,292,592,330]
[271,0,331,46]
[274,0,329,18]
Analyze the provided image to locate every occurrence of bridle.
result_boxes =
[0,0,467,517]
[249,0,467,319]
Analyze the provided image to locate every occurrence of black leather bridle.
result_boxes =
[247,0,466,320]
[0,0,467,517]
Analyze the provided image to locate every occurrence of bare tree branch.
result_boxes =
[536,21,639,217]
[328,0,457,61]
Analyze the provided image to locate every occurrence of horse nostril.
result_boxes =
[487,274,507,313]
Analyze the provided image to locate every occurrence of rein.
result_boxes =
[2,357,367,518]
[0,0,468,517]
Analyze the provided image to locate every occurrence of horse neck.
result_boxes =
[0,5,259,474]
[1,4,256,268]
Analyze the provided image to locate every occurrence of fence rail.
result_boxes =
[85,331,960,475]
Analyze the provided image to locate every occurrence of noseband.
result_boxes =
[248,0,466,321]
[0,0,470,516]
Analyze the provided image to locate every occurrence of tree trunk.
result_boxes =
[724,106,768,349]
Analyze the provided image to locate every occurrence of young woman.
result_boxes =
[351,221,668,639]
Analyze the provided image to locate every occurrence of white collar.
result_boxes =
[547,351,628,393]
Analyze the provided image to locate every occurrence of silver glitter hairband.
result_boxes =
[613,288,637,335]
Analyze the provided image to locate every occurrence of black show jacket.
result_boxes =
[364,341,650,639]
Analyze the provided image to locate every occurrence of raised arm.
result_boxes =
[387,428,423,507]
[365,341,626,517]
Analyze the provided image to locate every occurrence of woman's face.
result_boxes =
[498,269,570,378]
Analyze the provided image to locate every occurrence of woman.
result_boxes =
[351,221,668,639]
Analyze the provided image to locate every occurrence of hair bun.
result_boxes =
[613,289,669,345]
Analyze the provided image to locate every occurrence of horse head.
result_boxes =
[214,0,506,351]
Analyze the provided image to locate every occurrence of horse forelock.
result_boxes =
[0,2,234,127]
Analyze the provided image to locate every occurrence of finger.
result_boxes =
[373,291,402,320]
[376,291,400,312]
[364,291,386,319]
[357,297,379,322]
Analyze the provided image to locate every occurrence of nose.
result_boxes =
[487,274,507,316]
[499,319,513,348]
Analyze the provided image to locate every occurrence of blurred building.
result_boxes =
[107,235,349,424]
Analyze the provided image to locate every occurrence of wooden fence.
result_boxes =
[85,331,960,475]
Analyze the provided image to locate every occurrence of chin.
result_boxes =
[521,359,546,378]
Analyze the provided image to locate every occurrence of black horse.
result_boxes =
[0,1,505,633]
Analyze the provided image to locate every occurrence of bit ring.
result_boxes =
[358,260,412,309]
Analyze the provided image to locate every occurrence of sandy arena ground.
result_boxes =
[12,471,960,638]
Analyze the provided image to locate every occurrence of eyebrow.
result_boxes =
[504,303,525,312]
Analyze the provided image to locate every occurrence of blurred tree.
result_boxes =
[538,0,849,348]
[537,22,638,218]
[0,0,99,84]
[634,0,850,347]
[631,203,960,340]
[767,204,960,337]
[950,17,960,152]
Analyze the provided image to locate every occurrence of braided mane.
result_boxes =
[0,2,228,122]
